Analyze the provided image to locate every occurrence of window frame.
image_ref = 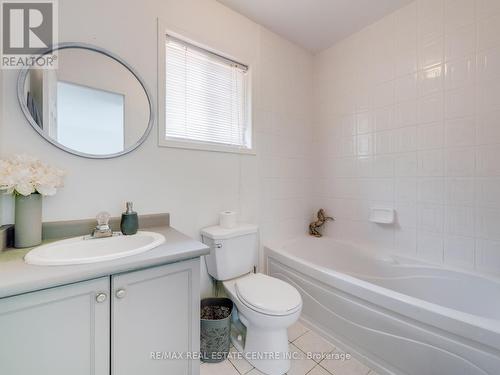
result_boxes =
[157,22,255,155]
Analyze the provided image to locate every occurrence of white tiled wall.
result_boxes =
[256,29,314,249]
[313,0,500,276]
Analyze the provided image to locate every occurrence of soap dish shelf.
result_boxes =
[369,208,395,224]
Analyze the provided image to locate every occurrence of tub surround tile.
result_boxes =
[477,110,500,145]
[417,231,445,263]
[445,178,475,206]
[477,13,500,51]
[476,239,500,275]
[395,73,417,102]
[476,178,500,208]
[416,122,444,150]
[476,0,500,20]
[444,56,475,90]
[314,0,500,275]
[444,235,475,269]
[444,0,474,31]
[476,207,500,241]
[395,227,418,256]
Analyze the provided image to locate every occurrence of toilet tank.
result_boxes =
[201,224,258,281]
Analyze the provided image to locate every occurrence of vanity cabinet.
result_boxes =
[0,258,200,375]
[112,259,200,375]
[0,277,110,375]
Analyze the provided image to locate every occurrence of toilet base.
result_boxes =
[223,274,302,375]
[240,323,290,375]
[229,309,300,375]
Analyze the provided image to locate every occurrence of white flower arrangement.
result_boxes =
[0,154,65,197]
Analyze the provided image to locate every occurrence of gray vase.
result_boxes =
[15,193,42,248]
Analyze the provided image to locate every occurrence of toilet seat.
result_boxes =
[235,273,302,316]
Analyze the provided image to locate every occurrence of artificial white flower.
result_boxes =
[0,154,65,196]
[15,180,35,196]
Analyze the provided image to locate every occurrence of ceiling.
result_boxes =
[217,0,413,53]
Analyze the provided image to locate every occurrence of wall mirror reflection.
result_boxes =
[18,43,154,158]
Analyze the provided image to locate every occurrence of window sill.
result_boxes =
[158,139,256,155]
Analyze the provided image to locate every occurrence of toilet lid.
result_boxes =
[235,274,302,316]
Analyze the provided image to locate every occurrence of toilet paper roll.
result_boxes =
[219,211,237,229]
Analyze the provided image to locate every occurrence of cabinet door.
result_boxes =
[0,277,110,375]
[112,259,200,375]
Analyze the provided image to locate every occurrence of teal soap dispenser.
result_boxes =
[120,202,138,235]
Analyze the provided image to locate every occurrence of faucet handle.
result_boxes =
[89,211,114,239]
[96,211,111,227]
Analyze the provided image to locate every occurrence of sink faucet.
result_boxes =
[309,209,334,238]
[91,212,113,238]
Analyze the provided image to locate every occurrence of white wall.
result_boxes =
[313,0,500,276]
[0,0,314,295]
[256,29,315,247]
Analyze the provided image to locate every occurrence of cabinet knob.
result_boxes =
[95,293,107,303]
[115,289,126,299]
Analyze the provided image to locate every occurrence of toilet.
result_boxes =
[201,224,302,375]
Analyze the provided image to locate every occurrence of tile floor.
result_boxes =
[201,320,380,375]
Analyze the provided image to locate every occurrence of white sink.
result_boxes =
[24,231,166,266]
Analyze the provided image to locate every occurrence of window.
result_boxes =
[162,35,252,153]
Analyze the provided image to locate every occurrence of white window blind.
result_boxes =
[165,36,251,151]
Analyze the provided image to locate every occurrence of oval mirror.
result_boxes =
[17,43,154,159]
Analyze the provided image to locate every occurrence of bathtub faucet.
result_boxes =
[309,209,334,238]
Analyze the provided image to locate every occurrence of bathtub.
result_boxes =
[264,236,500,375]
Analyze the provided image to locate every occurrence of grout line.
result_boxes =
[289,342,308,357]
[241,366,255,375]
[317,362,334,375]
[316,351,375,375]
[228,343,255,375]
[305,363,335,375]
[289,323,311,343]
[227,358,245,375]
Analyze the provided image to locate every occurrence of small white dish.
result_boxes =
[369,207,395,224]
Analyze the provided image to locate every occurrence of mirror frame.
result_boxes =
[17,42,155,159]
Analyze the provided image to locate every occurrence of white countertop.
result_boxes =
[0,226,209,299]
